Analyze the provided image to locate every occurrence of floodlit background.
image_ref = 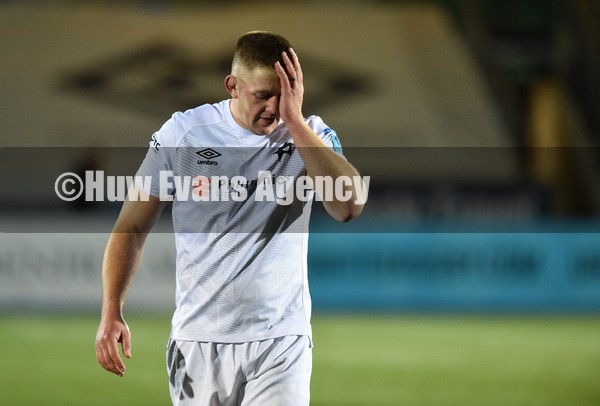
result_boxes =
[1,1,599,405]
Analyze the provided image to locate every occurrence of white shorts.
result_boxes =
[166,335,312,406]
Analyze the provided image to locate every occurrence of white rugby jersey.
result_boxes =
[137,99,343,343]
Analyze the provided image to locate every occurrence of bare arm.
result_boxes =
[95,192,166,377]
[275,49,365,222]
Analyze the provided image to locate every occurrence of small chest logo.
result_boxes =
[274,142,294,162]
[196,148,221,165]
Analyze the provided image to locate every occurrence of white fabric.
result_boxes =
[167,336,312,406]
[137,100,342,343]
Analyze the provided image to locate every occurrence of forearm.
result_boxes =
[96,182,164,376]
[287,121,365,221]
[101,231,147,318]
[101,193,165,318]
[275,50,365,221]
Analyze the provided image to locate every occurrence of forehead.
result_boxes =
[238,68,279,91]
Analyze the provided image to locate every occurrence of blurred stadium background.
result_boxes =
[1,0,600,405]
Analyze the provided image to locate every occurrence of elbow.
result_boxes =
[332,203,364,223]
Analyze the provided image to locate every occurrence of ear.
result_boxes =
[224,75,238,98]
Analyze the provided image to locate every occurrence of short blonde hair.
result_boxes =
[232,31,292,74]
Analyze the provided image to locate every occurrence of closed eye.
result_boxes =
[253,92,273,101]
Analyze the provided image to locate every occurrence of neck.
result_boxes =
[229,98,243,128]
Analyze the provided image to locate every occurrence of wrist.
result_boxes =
[284,117,309,135]
[285,120,327,148]
[101,302,124,320]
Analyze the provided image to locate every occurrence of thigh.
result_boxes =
[241,336,312,406]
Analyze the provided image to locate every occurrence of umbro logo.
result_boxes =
[197,148,221,165]
[197,148,221,160]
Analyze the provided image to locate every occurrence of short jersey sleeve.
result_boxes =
[135,112,183,198]
[307,115,345,156]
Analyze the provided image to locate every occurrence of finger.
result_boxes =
[274,61,291,91]
[106,335,126,376]
[289,48,303,83]
[98,341,121,376]
[96,337,111,371]
[96,343,108,370]
[281,51,298,83]
[121,328,132,359]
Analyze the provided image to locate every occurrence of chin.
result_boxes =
[254,125,277,136]
[252,128,269,136]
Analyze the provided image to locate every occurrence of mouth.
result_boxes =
[257,116,278,126]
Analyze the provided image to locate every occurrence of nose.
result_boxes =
[265,95,279,115]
